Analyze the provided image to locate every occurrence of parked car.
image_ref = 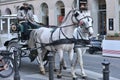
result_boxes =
[88,35,103,54]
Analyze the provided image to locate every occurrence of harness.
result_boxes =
[39,23,78,49]
[33,10,93,50]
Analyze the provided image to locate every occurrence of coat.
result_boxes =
[17,6,34,22]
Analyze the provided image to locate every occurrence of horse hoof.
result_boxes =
[40,71,45,75]
[82,76,87,79]
[57,74,62,78]
[73,77,78,80]
[63,66,67,70]
[54,69,58,72]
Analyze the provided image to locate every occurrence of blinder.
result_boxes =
[78,16,93,37]
[72,10,81,23]
[74,11,79,17]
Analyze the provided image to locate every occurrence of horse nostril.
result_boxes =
[89,32,93,37]
[79,21,85,26]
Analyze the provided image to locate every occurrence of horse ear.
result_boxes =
[72,0,77,10]
[71,1,74,9]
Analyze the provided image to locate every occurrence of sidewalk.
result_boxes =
[1,68,120,80]
[0,69,95,80]
[0,46,119,80]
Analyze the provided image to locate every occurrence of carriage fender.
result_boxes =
[4,40,10,46]
[4,39,18,47]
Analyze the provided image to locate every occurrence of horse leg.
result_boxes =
[57,50,63,78]
[75,48,87,78]
[62,58,67,70]
[42,50,49,67]
[37,49,46,74]
[68,49,77,79]
[52,52,58,72]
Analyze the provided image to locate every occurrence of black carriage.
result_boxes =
[4,21,42,67]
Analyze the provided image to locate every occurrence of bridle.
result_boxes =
[36,9,93,48]
[79,16,93,33]
[50,9,84,41]
[74,16,93,41]
[50,10,93,42]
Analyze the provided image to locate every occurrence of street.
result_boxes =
[0,0,120,80]
[0,51,120,80]
[83,52,120,79]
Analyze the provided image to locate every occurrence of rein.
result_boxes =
[34,10,92,49]
[49,23,78,45]
[79,16,93,21]
[49,9,79,45]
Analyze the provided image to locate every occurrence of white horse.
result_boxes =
[73,15,94,78]
[28,9,88,78]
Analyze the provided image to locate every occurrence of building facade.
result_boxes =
[89,0,120,36]
[0,0,120,36]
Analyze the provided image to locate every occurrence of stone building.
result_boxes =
[0,0,120,36]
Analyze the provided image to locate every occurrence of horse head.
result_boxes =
[71,9,85,25]
[78,12,94,37]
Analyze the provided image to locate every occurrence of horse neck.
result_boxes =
[60,16,76,38]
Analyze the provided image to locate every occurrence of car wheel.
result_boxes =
[88,48,95,54]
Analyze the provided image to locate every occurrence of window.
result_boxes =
[79,0,88,10]
[0,10,1,16]
[118,11,120,31]
[5,8,12,15]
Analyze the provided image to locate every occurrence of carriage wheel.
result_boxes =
[7,42,21,68]
[0,57,14,78]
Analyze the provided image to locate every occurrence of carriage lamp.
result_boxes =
[11,24,17,31]
[102,59,110,80]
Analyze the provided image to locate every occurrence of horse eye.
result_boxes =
[92,20,93,23]
[87,18,90,21]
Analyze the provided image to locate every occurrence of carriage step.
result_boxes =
[22,45,28,48]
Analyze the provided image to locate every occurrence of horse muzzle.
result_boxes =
[79,21,85,26]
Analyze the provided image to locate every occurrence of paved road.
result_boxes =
[0,51,120,80]
[83,52,120,79]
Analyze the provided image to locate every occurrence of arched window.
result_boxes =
[55,1,65,25]
[41,3,49,25]
[5,8,12,15]
[29,4,34,14]
[98,0,106,35]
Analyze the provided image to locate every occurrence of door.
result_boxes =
[98,11,106,35]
